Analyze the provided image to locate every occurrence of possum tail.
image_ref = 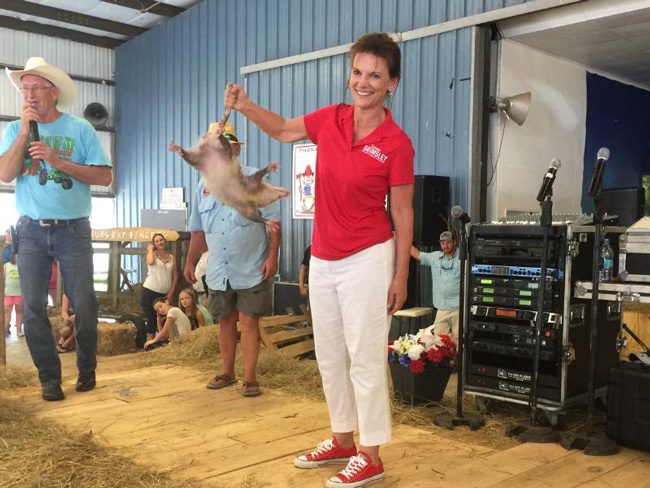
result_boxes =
[239,207,280,234]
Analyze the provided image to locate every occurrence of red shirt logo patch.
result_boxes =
[362,144,388,163]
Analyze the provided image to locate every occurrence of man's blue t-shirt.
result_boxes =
[0,114,111,219]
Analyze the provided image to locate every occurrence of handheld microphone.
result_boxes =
[28,120,48,185]
[29,120,40,141]
[588,147,610,198]
[451,205,471,224]
[536,158,561,202]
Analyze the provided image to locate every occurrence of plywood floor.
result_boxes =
[12,363,650,488]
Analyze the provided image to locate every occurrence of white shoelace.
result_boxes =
[311,438,335,457]
[338,454,368,479]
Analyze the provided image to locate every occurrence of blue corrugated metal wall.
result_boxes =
[116,0,530,280]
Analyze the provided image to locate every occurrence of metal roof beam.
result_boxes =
[2,0,145,37]
[0,15,123,49]
[99,0,185,17]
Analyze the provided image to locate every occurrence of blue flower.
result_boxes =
[398,355,411,367]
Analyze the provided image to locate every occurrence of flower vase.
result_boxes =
[389,362,452,406]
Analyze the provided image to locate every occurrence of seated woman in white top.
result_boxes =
[140,233,178,342]
[144,299,192,350]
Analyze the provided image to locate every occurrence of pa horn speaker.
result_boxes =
[83,102,108,127]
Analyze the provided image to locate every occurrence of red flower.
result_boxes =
[409,359,425,374]
[427,347,445,363]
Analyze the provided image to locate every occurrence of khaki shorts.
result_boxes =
[432,309,459,339]
[207,280,272,320]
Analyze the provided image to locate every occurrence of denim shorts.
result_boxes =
[207,280,272,320]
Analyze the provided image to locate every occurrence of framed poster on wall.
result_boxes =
[292,143,317,219]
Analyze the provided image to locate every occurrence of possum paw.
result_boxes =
[266,161,280,173]
[168,140,182,154]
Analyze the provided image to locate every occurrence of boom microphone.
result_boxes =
[451,205,470,224]
[588,147,610,198]
[536,158,561,202]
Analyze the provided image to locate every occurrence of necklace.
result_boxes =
[156,251,170,264]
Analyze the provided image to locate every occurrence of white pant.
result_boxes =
[309,240,395,446]
[432,309,459,339]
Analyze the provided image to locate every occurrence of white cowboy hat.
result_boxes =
[6,57,76,109]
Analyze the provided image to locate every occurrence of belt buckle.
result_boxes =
[38,219,60,226]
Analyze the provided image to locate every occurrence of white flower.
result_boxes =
[418,330,436,349]
[407,344,425,360]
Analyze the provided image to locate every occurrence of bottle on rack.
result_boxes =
[599,238,614,283]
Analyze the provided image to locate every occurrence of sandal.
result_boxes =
[56,345,68,353]
[242,381,262,397]
[206,374,236,390]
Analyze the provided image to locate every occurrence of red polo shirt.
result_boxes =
[304,103,415,260]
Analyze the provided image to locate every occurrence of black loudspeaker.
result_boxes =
[404,175,450,309]
[413,175,451,247]
[83,102,108,127]
[601,187,643,227]
[273,282,308,315]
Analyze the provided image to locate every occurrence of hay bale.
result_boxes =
[133,326,221,368]
[97,321,136,356]
[49,315,65,342]
[0,367,38,390]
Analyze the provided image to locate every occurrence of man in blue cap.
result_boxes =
[411,230,460,338]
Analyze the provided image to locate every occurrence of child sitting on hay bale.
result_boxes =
[178,287,214,330]
[144,299,192,351]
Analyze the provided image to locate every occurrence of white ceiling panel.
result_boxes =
[499,0,650,90]
[0,0,203,49]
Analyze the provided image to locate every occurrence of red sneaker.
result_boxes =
[326,451,384,487]
[294,437,357,468]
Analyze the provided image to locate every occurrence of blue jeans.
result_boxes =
[16,216,98,385]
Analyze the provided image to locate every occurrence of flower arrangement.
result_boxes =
[388,328,456,374]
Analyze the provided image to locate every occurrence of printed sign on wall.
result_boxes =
[292,143,317,219]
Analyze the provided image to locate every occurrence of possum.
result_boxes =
[169,131,288,228]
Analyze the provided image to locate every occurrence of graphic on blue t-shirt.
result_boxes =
[23,134,74,189]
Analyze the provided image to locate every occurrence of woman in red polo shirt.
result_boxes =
[224,32,414,488]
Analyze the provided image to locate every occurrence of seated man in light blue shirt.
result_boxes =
[410,231,460,338]
[183,123,281,398]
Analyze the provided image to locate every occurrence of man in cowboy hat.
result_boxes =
[0,57,112,401]
[411,230,460,339]
[184,122,281,398]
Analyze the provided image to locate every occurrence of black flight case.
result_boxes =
[463,223,625,425]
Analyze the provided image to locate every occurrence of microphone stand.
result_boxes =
[508,190,561,443]
[562,183,619,455]
[588,194,602,438]
[434,216,484,431]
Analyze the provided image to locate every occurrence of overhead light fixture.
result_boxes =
[489,91,531,126]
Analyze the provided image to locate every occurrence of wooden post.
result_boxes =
[109,241,119,310]
[0,235,5,368]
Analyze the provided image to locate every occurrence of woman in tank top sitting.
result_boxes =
[140,233,178,343]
